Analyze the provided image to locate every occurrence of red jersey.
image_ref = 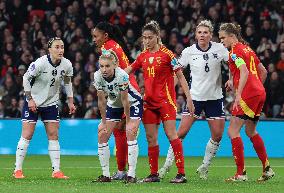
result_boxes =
[101,39,140,91]
[228,42,265,99]
[131,46,181,109]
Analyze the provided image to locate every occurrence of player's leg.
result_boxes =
[244,94,274,181]
[112,118,128,180]
[95,120,117,182]
[226,116,247,182]
[197,99,225,179]
[141,108,160,183]
[124,101,143,183]
[14,101,38,179]
[245,119,274,181]
[159,114,196,178]
[95,106,122,182]
[163,119,187,183]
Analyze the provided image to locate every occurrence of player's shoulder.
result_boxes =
[211,42,225,49]
[61,57,72,67]
[116,67,129,80]
[160,45,175,58]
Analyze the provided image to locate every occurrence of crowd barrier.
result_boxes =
[0,119,283,157]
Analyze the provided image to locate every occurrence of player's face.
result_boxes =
[219,30,232,49]
[49,40,64,60]
[99,58,115,79]
[92,28,107,48]
[196,26,212,46]
[142,30,158,50]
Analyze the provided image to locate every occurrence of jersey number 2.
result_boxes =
[50,78,55,87]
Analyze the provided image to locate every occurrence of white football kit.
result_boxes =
[93,67,141,108]
[23,54,73,107]
[178,42,229,101]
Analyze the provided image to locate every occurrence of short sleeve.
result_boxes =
[66,60,73,77]
[178,48,190,68]
[230,49,246,68]
[118,72,129,91]
[26,58,42,78]
[131,54,143,72]
[93,72,103,91]
[220,45,229,62]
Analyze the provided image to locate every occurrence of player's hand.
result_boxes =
[28,99,37,112]
[186,98,195,115]
[233,93,241,111]
[68,103,76,114]
[225,80,233,92]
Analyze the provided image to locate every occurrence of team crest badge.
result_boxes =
[149,57,154,64]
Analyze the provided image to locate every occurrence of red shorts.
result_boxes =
[232,94,266,118]
[142,102,177,124]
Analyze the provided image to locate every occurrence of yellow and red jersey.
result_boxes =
[131,45,181,109]
[228,42,265,100]
[101,39,139,91]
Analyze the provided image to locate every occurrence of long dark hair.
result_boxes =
[95,22,134,63]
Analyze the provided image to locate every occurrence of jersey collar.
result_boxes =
[196,42,212,52]
[47,54,61,68]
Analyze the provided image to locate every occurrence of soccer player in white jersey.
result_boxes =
[93,49,142,183]
[13,37,76,179]
[159,20,229,179]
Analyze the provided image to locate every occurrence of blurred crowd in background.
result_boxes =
[0,0,284,119]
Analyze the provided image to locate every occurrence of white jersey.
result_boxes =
[93,67,141,108]
[24,55,73,107]
[178,42,229,101]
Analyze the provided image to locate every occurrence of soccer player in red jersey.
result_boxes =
[125,20,195,183]
[92,22,139,180]
[219,23,275,182]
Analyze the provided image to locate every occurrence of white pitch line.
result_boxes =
[1,165,284,170]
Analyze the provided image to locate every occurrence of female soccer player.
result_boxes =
[125,20,194,183]
[159,20,229,180]
[13,37,76,179]
[218,23,274,182]
[93,50,142,183]
[92,22,140,180]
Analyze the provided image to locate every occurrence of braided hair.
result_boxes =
[95,22,134,63]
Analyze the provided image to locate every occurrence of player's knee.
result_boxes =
[146,134,157,146]
[245,128,257,138]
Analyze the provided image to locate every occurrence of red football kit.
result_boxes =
[131,46,181,124]
[228,42,266,118]
[102,39,140,91]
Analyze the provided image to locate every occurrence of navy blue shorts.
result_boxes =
[106,100,143,122]
[21,100,60,123]
[182,99,225,120]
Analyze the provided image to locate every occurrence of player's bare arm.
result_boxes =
[120,89,130,123]
[257,63,267,84]
[233,64,249,110]
[175,69,195,114]
[124,66,133,74]
[64,76,76,114]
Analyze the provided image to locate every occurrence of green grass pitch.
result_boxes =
[0,155,283,193]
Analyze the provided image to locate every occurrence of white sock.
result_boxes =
[202,138,220,168]
[98,143,110,177]
[15,137,30,171]
[162,145,175,169]
[48,140,60,172]
[127,140,138,178]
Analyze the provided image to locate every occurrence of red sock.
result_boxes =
[148,145,159,175]
[250,134,269,171]
[113,128,128,171]
[170,138,185,175]
[231,137,245,175]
